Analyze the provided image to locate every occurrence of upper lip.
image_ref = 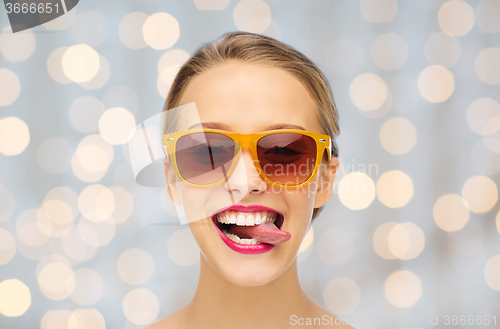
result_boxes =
[211,204,284,219]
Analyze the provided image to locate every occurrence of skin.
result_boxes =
[147,61,352,329]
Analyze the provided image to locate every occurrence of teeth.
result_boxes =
[223,230,258,245]
[236,214,246,226]
[217,211,277,226]
[245,214,254,226]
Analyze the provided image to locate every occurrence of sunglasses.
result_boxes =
[163,129,336,188]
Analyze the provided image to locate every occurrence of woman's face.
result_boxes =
[164,61,338,286]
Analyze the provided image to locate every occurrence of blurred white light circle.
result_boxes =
[360,0,397,23]
[157,49,190,73]
[0,68,21,106]
[16,209,51,247]
[43,199,75,226]
[383,270,422,308]
[71,10,108,47]
[72,134,114,182]
[62,44,100,83]
[69,268,104,305]
[168,229,200,266]
[233,0,271,33]
[78,216,116,247]
[371,33,408,70]
[36,207,73,239]
[299,227,314,253]
[44,186,79,220]
[78,54,111,90]
[117,248,155,285]
[194,0,231,10]
[47,47,72,84]
[68,309,106,329]
[157,65,181,98]
[43,7,76,30]
[326,38,363,77]
[143,13,180,50]
[438,0,475,36]
[37,137,73,175]
[37,262,75,300]
[373,222,399,260]
[323,277,361,314]
[69,96,105,133]
[485,254,500,291]
[417,65,455,103]
[0,279,31,317]
[433,194,470,232]
[424,32,461,68]
[466,98,500,136]
[109,186,134,224]
[0,26,36,62]
[350,73,388,111]
[0,117,30,156]
[380,117,417,155]
[475,0,500,33]
[475,48,500,85]
[78,184,115,223]
[387,224,410,258]
[99,107,137,145]
[337,172,376,210]
[76,144,109,172]
[461,175,498,213]
[483,118,500,137]
[119,12,148,49]
[376,170,414,208]
[123,288,159,325]
[41,310,72,329]
[62,228,98,262]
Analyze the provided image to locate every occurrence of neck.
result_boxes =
[184,255,312,329]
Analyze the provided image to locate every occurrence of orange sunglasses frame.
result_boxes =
[163,128,333,189]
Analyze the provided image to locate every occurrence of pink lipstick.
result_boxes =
[211,204,290,254]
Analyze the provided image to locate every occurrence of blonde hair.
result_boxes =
[163,31,339,221]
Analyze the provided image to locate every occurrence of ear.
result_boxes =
[313,156,339,208]
[164,157,182,206]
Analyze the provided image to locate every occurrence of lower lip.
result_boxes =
[212,218,275,254]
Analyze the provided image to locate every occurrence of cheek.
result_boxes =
[282,183,318,245]
[177,184,234,223]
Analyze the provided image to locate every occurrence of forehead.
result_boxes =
[177,61,321,133]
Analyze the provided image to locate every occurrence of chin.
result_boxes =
[216,261,285,287]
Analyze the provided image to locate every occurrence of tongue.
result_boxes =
[229,223,291,245]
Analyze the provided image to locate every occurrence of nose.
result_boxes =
[224,146,268,195]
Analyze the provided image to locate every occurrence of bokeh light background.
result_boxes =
[1,0,500,328]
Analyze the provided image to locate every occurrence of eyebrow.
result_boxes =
[187,122,307,131]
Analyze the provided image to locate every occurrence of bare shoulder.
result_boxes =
[143,308,185,329]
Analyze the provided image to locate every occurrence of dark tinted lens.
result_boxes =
[176,132,235,185]
[257,133,317,185]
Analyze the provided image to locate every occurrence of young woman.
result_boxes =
[148,32,352,329]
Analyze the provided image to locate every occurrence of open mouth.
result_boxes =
[212,210,285,245]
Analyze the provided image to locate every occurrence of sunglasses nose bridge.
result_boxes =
[226,143,267,193]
